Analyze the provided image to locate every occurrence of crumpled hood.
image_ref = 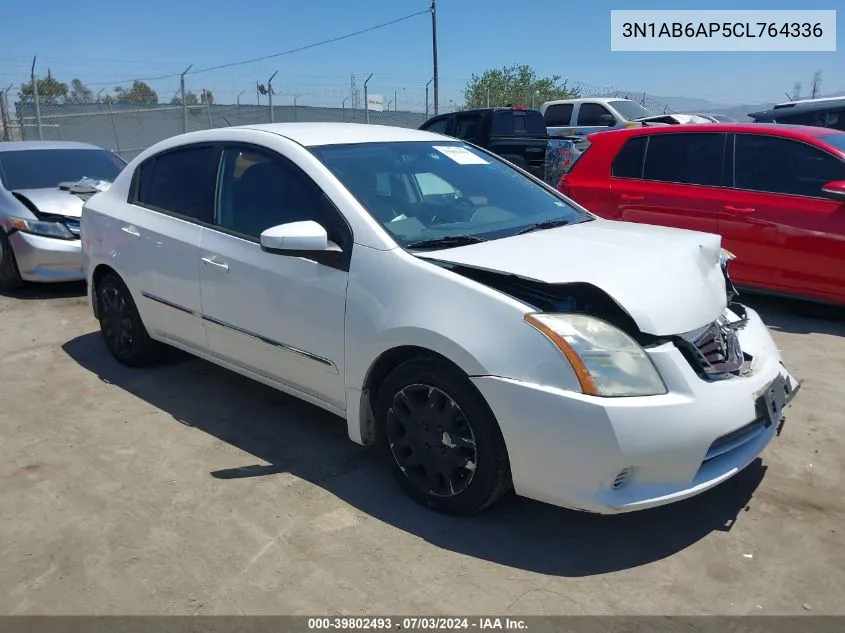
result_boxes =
[417,219,729,336]
[12,188,85,218]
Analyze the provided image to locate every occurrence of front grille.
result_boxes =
[676,315,746,379]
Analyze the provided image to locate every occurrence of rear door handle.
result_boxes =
[724,205,755,213]
[620,194,645,201]
[121,225,140,238]
[201,256,229,272]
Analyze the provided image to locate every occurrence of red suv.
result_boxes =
[558,123,845,306]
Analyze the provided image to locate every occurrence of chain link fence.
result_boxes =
[7,101,428,161]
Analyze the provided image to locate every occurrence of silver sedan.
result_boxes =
[0,141,125,289]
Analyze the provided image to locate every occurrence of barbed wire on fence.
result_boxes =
[0,63,680,160]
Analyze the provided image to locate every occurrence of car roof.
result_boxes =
[588,122,845,143]
[750,98,845,119]
[0,140,104,153]
[238,122,448,147]
[543,97,629,106]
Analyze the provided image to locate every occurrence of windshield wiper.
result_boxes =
[406,235,487,249]
[516,218,572,235]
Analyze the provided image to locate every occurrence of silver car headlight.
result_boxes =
[524,313,668,397]
[9,216,74,240]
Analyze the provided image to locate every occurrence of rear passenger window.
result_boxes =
[611,137,646,178]
[544,104,573,127]
[734,134,845,197]
[135,145,218,223]
[642,133,726,186]
[577,103,614,126]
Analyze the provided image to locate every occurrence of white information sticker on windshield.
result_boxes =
[433,145,489,165]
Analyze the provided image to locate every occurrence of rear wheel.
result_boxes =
[0,231,24,290]
[97,272,161,366]
[375,358,511,515]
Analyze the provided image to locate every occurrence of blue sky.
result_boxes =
[0,0,842,111]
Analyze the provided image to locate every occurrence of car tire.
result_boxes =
[374,357,511,515]
[96,272,162,367]
[0,231,24,290]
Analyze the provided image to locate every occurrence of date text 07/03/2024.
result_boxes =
[307,617,528,630]
[621,22,824,39]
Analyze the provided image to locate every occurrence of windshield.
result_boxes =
[608,100,655,121]
[0,148,125,190]
[819,134,845,153]
[310,140,593,247]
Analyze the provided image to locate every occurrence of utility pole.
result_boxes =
[364,73,374,124]
[268,71,278,123]
[180,63,193,134]
[431,0,439,115]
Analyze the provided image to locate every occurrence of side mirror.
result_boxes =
[821,180,845,202]
[597,114,616,127]
[260,220,342,263]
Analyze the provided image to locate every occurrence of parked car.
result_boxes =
[557,123,845,305]
[749,96,845,131]
[82,122,800,516]
[540,97,656,137]
[0,141,125,289]
[690,113,738,123]
[418,106,548,180]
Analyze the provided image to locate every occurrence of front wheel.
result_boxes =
[0,231,24,290]
[97,272,162,366]
[375,358,511,515]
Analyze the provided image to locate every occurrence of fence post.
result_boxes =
[31,57,43,140]
[364,73,373,124]
[106,100,121,155]
[0,91,12,141]
[180,64,193,134]
[268,71,278,123]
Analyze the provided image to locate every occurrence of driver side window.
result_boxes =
[216,145,349,247]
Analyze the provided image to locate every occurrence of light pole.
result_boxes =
[236,90,245,106]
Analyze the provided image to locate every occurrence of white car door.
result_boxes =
[127,143,217,351]
[198,143,351,410]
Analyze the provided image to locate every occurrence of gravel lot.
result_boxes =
[1,283,843,615]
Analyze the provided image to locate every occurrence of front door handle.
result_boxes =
[620,194,645,201]
[724,205,755,213]
[121,225,140,238]
[201,256,229,272]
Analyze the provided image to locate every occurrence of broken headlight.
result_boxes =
[524,313,668,397]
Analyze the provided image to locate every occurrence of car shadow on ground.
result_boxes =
[739,292,845,337]
[63,331,766,578]
[0,281,87,301]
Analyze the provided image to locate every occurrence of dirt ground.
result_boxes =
[0,283,843,616]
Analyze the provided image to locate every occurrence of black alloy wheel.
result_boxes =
[387,383,478,498]
[97,272,161,366]
[375,358,511,515]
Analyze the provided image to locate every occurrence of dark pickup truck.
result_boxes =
[418,106,549,180]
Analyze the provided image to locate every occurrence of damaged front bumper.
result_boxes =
[471,304,801,514]
[8,229,84,283]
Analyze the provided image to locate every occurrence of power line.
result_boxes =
[82,9,430,87]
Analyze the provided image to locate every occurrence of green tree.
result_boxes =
[463,64,579,109]
[170,91,199,106]
[200,89,214,105]
[68,78,94,104]
[18,70,68,104]
[114,80,158,105]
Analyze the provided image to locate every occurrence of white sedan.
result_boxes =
[81,122,801,515]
